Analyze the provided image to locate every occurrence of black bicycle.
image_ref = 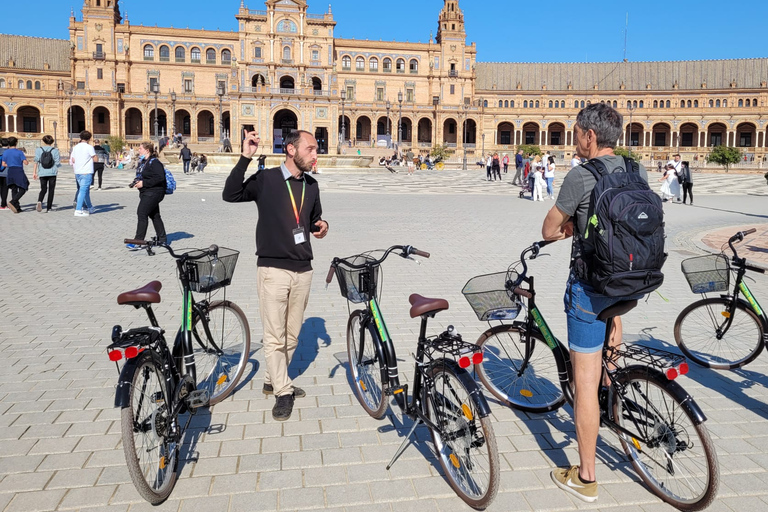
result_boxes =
[107,239,250,504]
[327,245,499,509]
[463,241,719,511]
[675,228,767,369]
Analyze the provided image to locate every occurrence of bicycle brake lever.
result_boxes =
[405,256,422,265]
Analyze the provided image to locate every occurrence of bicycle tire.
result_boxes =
[425,361,499,509]
[191,300,251,405]
[436,162,445,170]
[346,310,388,419]
[475,325,566,413]
[611,367,719,511]
[121,351,179,504]
[674,297,763,369]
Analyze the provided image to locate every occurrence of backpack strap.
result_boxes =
[621,156,639,174]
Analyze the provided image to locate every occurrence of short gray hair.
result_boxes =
[575,104,623,149]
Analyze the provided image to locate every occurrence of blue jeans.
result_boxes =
[563,274,642,353]
[546,177,554,197]
[75,174,93,211]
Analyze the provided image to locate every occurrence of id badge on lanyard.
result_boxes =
[287,179,306,245]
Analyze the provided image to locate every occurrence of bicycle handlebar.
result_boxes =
[726,229,766,274]
[123,238,219,260]
[515,240,556,283]
[326,245,429,284]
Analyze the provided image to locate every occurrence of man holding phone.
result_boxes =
[223,130,329,421]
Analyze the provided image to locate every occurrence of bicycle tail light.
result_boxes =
[665,368,678,380]
[678,362,689,376]
[125,346,140,359]
[471,352,483,365]
[108,350,122,362]
[458,356,471,369]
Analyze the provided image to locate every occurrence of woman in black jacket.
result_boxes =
[127,142,167,248]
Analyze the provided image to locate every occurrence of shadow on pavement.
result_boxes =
[289,317,331,380]
[166,231,195,244]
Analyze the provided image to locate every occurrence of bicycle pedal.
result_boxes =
[386,385,408,397]
[185,390,210,409]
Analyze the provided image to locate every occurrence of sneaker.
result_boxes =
[7,202,18,213]
[74,210,90,217]
[36,202,42,212]
[88,207,96,214]
[44,209,51,214]
[263,383,306,398]
[125,244,139,250]
[0,206,7,210]
[551,466,598,503]
[272,394,295,421]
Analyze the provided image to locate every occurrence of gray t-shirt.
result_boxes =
[555,154,648,246]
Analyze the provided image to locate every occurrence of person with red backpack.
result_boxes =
[541,104,665,503]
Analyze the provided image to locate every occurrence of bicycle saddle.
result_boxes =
[409,294,449,318]
[118,281,163,305]
[597,300,638,321]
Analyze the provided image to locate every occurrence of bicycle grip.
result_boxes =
[745,262,766,274]
[326,265,336,284]
[743,228,757,236]
[124,239,148,245]
[411,248,430,258]
[514,287,533,299]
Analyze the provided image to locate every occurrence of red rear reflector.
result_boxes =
[125,346,139,359]
[108,350,122,362]
[666,368,678,380]
[472,352,483,365]
[678,363,689,376]
[458,356,471,369]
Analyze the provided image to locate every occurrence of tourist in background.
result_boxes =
[1,137,29,213]
[545,155,556,199]
[492,152,501,181]
[532,158,545,201]
[502,153,509,174]
[198,154,208,173]
[0,138,9,210]
[33,135,60,213]
[513,149,524,185]
[93,139,108,190]
[486,153,493,181]
[128,142,167,247]
[659,163,678,202]
[70,130,97,217]
[680,161,694,205]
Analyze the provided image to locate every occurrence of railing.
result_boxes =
[383,68,392,73]
[449,70,459,77]
[125,135,142,140]
[198,137,214,142]
[206,59,217,64]
[307,13,326,19]
[222,59,232,66]
[313,90,329,96]
[160,56,170,62]
[418,142,432,148]
[247,9,267,16]
[342,66,351,71]
[175,57,185,63]
[143,56,154,61]
[191,58,201,64]
[446,143,457,148]
[310,60,321,67]
[396,69,405,74]
[464,143,476,149]
[281,59,293,65]
[253,58,264,63]
[93,51,105,60]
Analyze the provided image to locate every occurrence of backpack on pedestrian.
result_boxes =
[573,156,666,297]
[164,168,176,195]
[39,147,55,169]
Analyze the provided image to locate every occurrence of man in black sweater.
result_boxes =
[223,130,328,421]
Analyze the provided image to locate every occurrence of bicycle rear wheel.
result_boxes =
[347,310,388,419]
[426,362,499,510]
[674,297,763,369]
[121,352,179,504]
[612,368,719,511]
[192,300,251,405]
[475,325,566,412]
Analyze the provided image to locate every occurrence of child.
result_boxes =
[532,163,545,201]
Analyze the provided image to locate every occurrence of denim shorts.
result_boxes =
[563,274,641,354]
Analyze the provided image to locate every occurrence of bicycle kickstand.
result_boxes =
[385,418,422,470]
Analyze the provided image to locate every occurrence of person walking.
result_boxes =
[92,139,108,190]
[502,153,509,174]
[545,155,556,199]
[513,149,524,185]
[179,144,193,174]
[0,137,9,210]
[70,130,97,217]
[485,154,493,181]
[127,142,167,247]
[223,130,329,422]
[542,103,649,503]
[680,161,694,205]
[406,148,415,175]
[197,154,207,173]
[492,152,502,181]
[33,135,60,213]
[102,139,111,167]
[532,161,545,201]
[659,163,677,202]
[1,137,30,213]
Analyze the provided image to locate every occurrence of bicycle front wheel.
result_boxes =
[346,310,388,419]
[475,325,566,412]
[426,362,499,509]
[121,352,179,504]
[192,300,251,405]
[612,368,719,511]
[674,297,763,369]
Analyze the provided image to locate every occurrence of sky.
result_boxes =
[4,0,767,63]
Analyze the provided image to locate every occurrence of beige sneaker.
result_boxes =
[551,465,598,503]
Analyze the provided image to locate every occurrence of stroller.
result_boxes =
[518,163,533,199]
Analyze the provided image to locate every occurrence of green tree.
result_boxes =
[430,144,453,161]
[706,146,742,172]
[613,147,641,161]
[517,144,541,157]
[105,135,126,155]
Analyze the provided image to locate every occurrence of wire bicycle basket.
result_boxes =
[681,254,730,294]
[185,247,240,293]
[334,254,380,303]
[462,271,523,321]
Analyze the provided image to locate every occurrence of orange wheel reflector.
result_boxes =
[461,404,474,421]
[360,380,367,391]
[393,388,403,395]
[159,456,166,469]
[721,311,731,318]
[216,374,228,386]
[520,389,533,398]
[449,453,460,468]
[632,438,642,451]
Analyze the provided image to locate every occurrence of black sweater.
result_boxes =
[139,157,167,194]
[222,156,323,272]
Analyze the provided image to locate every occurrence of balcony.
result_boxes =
[396,69,405,74]
[222,59,232,66]
[143,56,154,61]
[206,59,217,65]
[191,58,201,64]
[160,56,170,62]
[93,51,105,60]
[281,59,293,65]
[175,57,185,63]
[449,70,459,77]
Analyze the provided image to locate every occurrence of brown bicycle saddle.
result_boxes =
[117,281,163,305]
[408,294,449,318]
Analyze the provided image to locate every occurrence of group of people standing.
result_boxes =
[659,154,694,204]
[178,144,208,174]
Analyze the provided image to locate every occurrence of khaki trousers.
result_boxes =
[257,266,313,397]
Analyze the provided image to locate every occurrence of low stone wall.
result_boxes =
[167,154,373,171]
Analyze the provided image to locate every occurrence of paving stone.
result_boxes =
[278,486,326,510]
[0,472,53,494]
[5,489,66,512]
[57,484,116,509]
[257,469,303,491]
[46,468,102,490]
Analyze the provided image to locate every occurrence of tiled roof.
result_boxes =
[0,34,71,72]
[476,59,768,92]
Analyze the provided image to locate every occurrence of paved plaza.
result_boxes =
[1,166,768,512]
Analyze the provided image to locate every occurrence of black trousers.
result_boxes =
[10,185,26,206]
[0,177,7,207]
[135,192,167,242]
[493,165,501,180]
[682,183,694,204]
[94,164,104,188]
[38,176,57,210]
[183,159,191,173]
[486,166,492,180]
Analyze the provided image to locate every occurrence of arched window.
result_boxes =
[524,100,528,108]
[715,99,720,107]
[222,49,232,64]
[665,100,670,108]
[342,55,351,69]
[613,101,617,107]
[554,100,558,108]
[159,45,170,61]
[694,100,698,107]
[191,47,201,62]
[175,46,185,62]
[653,100,658,108]
[549,100,553,108]
[504,100,508,108]
[639,100,644,108]
[206,48,216,63]
[747,99,752,107]
[483,100,488,107]
[282,46,291,62]
[143,44,154,60]
[535,100,539,108]
[632,100,637,108]
[276,19,298,33]
[369,57,378,72]
[0,78,5,88]
[409,59,418,73]
[738,99,743,107]
[498,100,503,107]
[26,80,33,89]
[687,100,692,108]
[355,56,365,71]
[709,99,714,107]
[753,98,758,106]
[18,80,25,89]
[680,100,685,108]
[574,100,579,108]
[723,99,727,107]
[627,100,632,108]
[510,100,515,108]
[586,100,591,106]
[34,81,41,90]
[396,59,405,72]
[383,58,392,72]
[580,100,585,108]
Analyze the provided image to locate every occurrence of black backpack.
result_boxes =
[39,147,55,169]
[573,156,666,297]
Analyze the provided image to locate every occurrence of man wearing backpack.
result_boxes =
[542,104,662,503]
[0,138,8,210]
[33,135,60,213]
[92,139,108,190]
[179,143,193,174]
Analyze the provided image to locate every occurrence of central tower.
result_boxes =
[436,0,465,44]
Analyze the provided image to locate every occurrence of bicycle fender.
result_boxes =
[437,359,493,418]
[623,365,707,425]
[114,356,142,408]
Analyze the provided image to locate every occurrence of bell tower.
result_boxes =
[83,0,122,25]
[436,0,465,44]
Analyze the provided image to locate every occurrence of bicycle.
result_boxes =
[463,241,719,511]
[675,228,767,369]
[326,245,499,509]
[106,238,251,504]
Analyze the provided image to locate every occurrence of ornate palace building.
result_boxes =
[1,0,767,163]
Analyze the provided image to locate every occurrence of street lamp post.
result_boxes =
[53,121,58,148]
[397,91,403,151]
[627,102,634,150]
[386,100,391,148]
[67,89,74,150]
[170,91,177,142]
[152,82,160,143]
[339,90,346,154]
[481,133,486,159]
[462,103,469,170]
[216,84,225,147]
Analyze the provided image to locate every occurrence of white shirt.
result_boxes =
[70,141,96,175]
[486,156,492,166]
[570,157,581,169]
[545,163,555,179]
[667,159,682,175]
